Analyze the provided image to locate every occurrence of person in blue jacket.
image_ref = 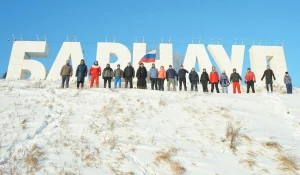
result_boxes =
[149,63,158,90]
[219,70,230,93]
[166,65,178,91]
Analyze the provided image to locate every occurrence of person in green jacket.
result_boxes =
[60,60,73,88]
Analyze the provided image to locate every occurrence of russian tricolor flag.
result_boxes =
[138,50,156,64]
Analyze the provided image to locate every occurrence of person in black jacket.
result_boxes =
[261,65,276,93]
[136,63,147,89]
[178,65,189,91]
[200,68,209,92]
[189,67,199,91]
[123,62,135,88]
[75,59,88,89]
[230,68,242,94]
[102,63,113,88]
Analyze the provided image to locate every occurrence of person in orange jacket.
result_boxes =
[89,61,101,88]
[157,66,166,91]
[244,68,256,93]
[210,66,220,93]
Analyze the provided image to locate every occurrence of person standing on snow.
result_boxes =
[89,61,101,88]
[123,62,135,88]
[166,65,178,91]
[149,63,158,90]
[244,68,256,93]
[60,60,73,88]
[157,66,166,91]
[102,63,113,88]
[200,68,209,92]
[189,67,199,91]
[136,63,147,89]
[284,72,292,94]
[230,68,242,94]
[219,70,230,93]
[210,66,220,93]
[261,65,276,93]
[178,65,189,91]
[113,64,123,88]
[75,59,88,89]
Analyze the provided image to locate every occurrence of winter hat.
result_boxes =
[169,65,172,67]
[106,63,110,66]
[285,71,288,74]
[117,64,120,67]
[247,68,251,70]
[233,68,236,71]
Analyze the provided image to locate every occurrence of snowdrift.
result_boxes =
[0,80,299,175]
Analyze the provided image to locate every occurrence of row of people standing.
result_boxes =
[60,60,292,94]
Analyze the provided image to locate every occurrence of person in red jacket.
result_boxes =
[89,61,102,88]
[244,68,256,93]
[210,66,220,93]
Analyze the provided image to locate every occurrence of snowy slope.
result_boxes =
[0,80,299,175]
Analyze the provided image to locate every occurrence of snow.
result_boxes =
[0,80,299,175]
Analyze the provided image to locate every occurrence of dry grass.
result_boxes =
[222,121,241,154]
[24,144,46,173]
[239,159,258,170]
[159,97,166,106]
[263,141,282,152]
[277,153,299,175]
[155,148,185,175]
[21,119,27,130]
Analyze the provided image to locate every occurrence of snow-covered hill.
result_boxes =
[0,80,299,175]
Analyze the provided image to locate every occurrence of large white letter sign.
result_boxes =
[183,44,212,72]
[249,46,287,86]
[207,44,245,75]
[96,42,131,69]
[6,41,49,80]
[133,43,146,68]
[47,42,84,81]
[133,43,173,69]
[159,43,173,68]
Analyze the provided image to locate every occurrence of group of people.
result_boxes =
[60,60,293,94]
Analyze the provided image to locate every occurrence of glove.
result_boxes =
[209,81,211,84]
[274,78,276,81]
[190,81,192,83]
[254,80,256,83]
[261,78,263,81]
[167,78,169,81]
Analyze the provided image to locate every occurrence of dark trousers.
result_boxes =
[158,78,165,91]
[246,81,255,93]
[286,83,292,94]
[179,78,187,91]
[104,78,112,88]
[191,81,198,91]
[77,80,84,88]
[150,78,158,90]
[125,77,133,88]
[211,82,220,93]
[201,81,208,92]
[266,83,273,92]
[61,75,70,88]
